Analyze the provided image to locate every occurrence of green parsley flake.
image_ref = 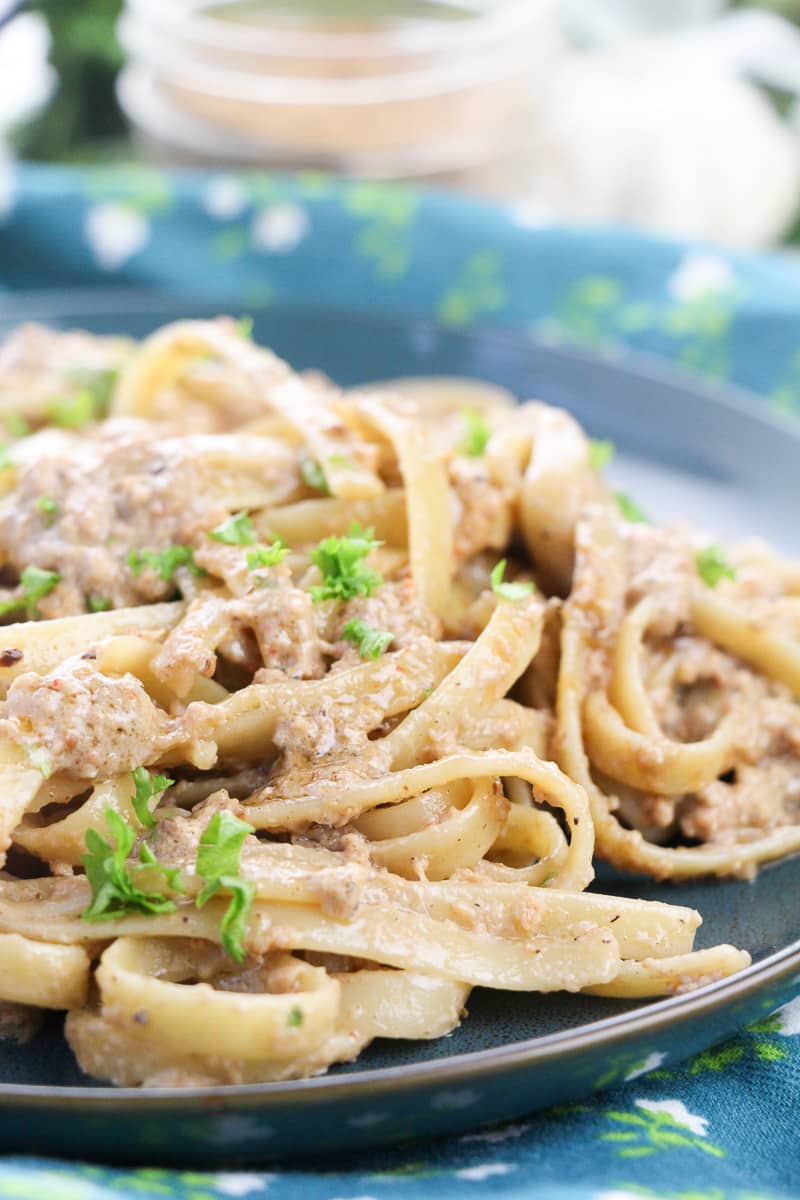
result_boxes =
[490,559,534,602]
[328,453,355,469]
[309,524,383,603]
[131,766,174,829]
[696,545,736,589]
[0,565,61,618]
[246,540,289,572]
[458,408,490,457]
[36,496,58,526]
[209,511,257,547]
[0,443,14,471]
[67,368,118,420]
[236,315,254,340]
[24,744,52,779]
[300,457,331,496]
[287,1005,304,1028]
[81,809,183,923]
[342,617,394,660]
[195,811,256,964]
[588,438,615,471]
[128,545,202,583]
[88,595,112,613]
[46,389,95,430]
[614,492,650,524]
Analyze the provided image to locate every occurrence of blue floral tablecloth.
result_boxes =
[0,163,798,1200]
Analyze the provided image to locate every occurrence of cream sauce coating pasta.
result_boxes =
[2,316,796,1087]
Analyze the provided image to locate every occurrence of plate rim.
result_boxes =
[0,291,798,1107]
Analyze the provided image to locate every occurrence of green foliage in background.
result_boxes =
[15,0,125,162]
[734,0,800,18]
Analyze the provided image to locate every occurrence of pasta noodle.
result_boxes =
[0,314,794,1088]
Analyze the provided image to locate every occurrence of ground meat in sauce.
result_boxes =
[333,577,442,659]
[679,757,800,843]
[240,587,326,680]
[0,421,299,615]
[448,458,514,565]
[1,661,173,780]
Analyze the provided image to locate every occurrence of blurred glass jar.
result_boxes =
[117,0,561,183]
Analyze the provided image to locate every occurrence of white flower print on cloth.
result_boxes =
[84,203,150,270]
[251,203,310,253]
[214,1174,275,1196]
[509,200,558,230]
[204,176,248,221]
[636,1098,708,1137]
[455,1163,512,1181]
[667,252,736,302]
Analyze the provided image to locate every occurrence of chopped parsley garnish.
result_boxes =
[236,315,254,340]
[88,595,112,613]
[458,408,491,457]
[195,810,255,964]
[696,545,736,589]
[81,809,183,923]
[0,444,14,471]
[46,389,94,430]
[131,766,174,829]
[342,617,394,660]
[0,565,61,618]
[24,744,52,778]
[128,545,203,582]
[328,453,355,469]
[490,559,534,602]
[67,368,118,420]
[47,369,118,429]
[246,540,289,571]
[309,524,383,603]
[36,496,58,525]
[209,511,257,547]
[614,492,650,524]
[588,438,615,471]
[300,457,331,496]
[287,1005,304,1028]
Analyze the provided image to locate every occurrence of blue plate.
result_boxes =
[0,293,798,1166]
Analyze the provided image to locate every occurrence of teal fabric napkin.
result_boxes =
[0,164,798,1200]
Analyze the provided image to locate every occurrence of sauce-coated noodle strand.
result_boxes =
[67,966,470,1087]
[558,587,800,879]
[0,872,702,961]
[584,945,751,999]
[170,640,466,768]
[355,397,454,619]
[692,589,800,700]
[245,748,596,892]
[0,934,89,1009]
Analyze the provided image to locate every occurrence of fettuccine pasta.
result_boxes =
[0,316,793,1086]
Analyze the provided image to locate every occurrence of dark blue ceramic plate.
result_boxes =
[0,294,798,1167]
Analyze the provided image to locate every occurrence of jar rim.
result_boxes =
[125,0,551,62]
[119,11,533,104]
